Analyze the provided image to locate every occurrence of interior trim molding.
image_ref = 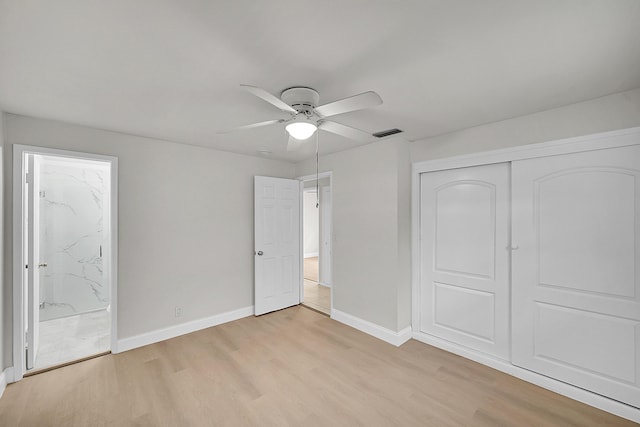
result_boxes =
[296,171,334,314]
[332,309,412,347]
[413,331,640,423]
[116,306,254,353]
[412,126,640,174]
[0,367,14,398]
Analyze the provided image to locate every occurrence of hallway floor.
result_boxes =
[303,257,330,315]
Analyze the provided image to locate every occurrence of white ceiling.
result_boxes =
[1,0,639,162]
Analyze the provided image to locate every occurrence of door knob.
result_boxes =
[256,251,264,256]
[38,263,48,268]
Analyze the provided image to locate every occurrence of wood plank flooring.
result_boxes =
[303,280,330,315]
[303,257,330,315]
[0,306,635,426]
[304,256,319,282]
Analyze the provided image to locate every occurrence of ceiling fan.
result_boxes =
[221,85,383,151]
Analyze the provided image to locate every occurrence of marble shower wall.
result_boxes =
[38,157,109,321]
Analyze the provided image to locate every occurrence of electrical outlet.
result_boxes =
[174,306,183,317]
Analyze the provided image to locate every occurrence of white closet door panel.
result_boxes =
[254,176,301,316]
[512,144,640,408]
[420,163,510,359]
[433,282,496,342]
[534,303,637,384]
[435,182,496,278]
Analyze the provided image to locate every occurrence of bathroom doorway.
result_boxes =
[300,173,332,315]
[13,146,117,377]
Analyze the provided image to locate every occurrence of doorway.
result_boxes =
[299,173,332,315]
[13,145,118,378]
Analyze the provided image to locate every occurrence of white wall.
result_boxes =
[3,89,638,368]
[294,88,640,337]
[411,88,640,162]
[302,191,319,257]
[395,141,411,330]
[3,114,295,359]
[303,177,330,189]
[296,137,411,332]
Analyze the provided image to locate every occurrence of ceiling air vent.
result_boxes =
[372,128,403,138]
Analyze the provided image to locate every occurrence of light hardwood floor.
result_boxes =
[303,256,330,315]
[0,306,635,426]
[303,279,330,315]
[303,256,319,282]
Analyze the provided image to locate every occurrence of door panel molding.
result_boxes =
[434,180,497,280]
[254,176,301,316]
[419,162,510,360]
[433,282,496,343]
[533,302,638,385]
[511,144,640,408]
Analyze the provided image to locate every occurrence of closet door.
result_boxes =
[420,163,510,359]
[512,145,640,408]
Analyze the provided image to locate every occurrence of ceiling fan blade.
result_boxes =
[314,91,382,117]
[240,84,298,114]
[287,136,304,152]
[318,121,372,142]
[218,119,283,134]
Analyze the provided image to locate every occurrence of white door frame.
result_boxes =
[12,144,119,381]
[318,185,332,287]
[302,188,320,258]
[297,171,333,314]
[25,153,40,370]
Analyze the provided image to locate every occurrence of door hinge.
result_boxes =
[25,264,28,269]
[25,172,32,184]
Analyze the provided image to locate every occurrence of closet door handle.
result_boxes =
[507,245,519,251]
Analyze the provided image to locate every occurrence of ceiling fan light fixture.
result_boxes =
[285,117,317,140]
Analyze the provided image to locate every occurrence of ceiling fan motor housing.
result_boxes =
[227,84,381,147]
[280,87,320,115]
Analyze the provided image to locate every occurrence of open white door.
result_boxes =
[25,154,40,370]
[254,176,301,315]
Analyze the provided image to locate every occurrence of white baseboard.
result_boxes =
[331,309,412,347]
[0,367,14,399]
[116,306,254,353]
[412,331,640,424]
[304,252,319,258]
